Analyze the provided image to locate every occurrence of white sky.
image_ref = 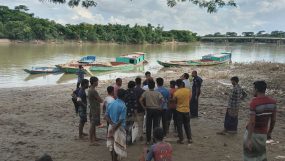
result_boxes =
[1,0,285,35]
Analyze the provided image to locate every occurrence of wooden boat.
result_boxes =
[55,60,97,74]
[89,52,148,72]
[23,67,62,74]
[89,62,135,71]
[78,55,96,63]
[157,52,232,67]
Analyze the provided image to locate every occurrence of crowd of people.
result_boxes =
[72,67,277,161]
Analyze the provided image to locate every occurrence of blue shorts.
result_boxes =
[78,106,87,123]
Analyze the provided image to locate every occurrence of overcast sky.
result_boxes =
[2,0,285,35]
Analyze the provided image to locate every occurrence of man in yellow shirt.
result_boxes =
[173,79,193,144]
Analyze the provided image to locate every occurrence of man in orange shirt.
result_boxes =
[173,79,192,144]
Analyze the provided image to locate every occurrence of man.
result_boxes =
[76,79,89,139]
[103,86,115,115]
[181,73,191,89]
[140,80,164,144]
[113,78,122,99]
[76,65,84,89]
[155,77,170,137]
[243,81,277,161]
[134,77,145,141]
[190,70,203,118]
[88,77,103,145]
[146,127,173,161]
[143,71,152,86]
[217,76,246,135]
[105,89,127,161]
[125,81,137,144]
[173,79,192,144]
[168,80,177,133]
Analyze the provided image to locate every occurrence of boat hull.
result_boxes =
[157,59,230,67]
[89,64,134,71]
[55,65,86,74]
[23,67,62,74]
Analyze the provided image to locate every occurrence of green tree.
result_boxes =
[14,5,29,12]
[43,0,236,13]
[242,32,254,37]
[226,32,237,37]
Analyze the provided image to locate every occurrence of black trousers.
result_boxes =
[176,111,192,141]
[190,95,199,117]
[146,109,162,142]
[168,108,177,131]
[161,109,170,136]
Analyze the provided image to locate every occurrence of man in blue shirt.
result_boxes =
[76,79,89,139]
[156,77,170,137]
[105,89,127,161]
[76,65,85,89]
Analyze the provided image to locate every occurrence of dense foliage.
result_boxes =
[205,31,285,37]
[43,0,237,13]
[0,5,198,43]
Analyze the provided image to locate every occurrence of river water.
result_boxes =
[0,42,284,88]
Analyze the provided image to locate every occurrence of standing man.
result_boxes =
[113,78,122,99]
[134,77,145,141]
[190,70,203,118]
[76,79,89,139]
[155,77,170,137]
[174,79,192,144]
[181,73,191,89]
[103,86,115,115]
[243,81,277,161]
[217,76,246,135]
[139,80,164,144]
[76,65,84,89]
[105,89,127,161]
[143,71,152,86]
[88,77,103,145]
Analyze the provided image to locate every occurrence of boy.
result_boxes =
[76,79,89,139]
[76,65,84,89]
[146,127,173,161]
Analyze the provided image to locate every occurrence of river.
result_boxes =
[0,42,284,88]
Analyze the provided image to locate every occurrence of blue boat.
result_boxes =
[23,66,62,74]
[78,55,96,63]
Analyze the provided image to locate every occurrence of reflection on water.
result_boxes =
[0,43,284,88]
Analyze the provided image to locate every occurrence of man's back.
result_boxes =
[174,88,191,113]
[156,87,170,109]
[249,96,277,134]
[141,90,163,109]
[151,142,172,161]
[134,86,145,113]
[106,99,127,127]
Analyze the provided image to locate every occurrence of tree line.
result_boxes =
[205,31,285,37]
[0,5,198,44]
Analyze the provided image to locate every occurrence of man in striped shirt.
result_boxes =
[243,81,277,161]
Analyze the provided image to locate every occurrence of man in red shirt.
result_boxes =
[243,81,277,161]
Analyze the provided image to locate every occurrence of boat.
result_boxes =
[55,60,97,74]
[89,62,135,71]
[89,52,147,71]
[23,67,62,74]
[157,52,232,67]
[78,55,96,63]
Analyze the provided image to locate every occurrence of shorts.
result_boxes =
[79,106,87,123]
[89,107,101,126]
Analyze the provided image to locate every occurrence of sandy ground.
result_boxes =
[0,62,285,161]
